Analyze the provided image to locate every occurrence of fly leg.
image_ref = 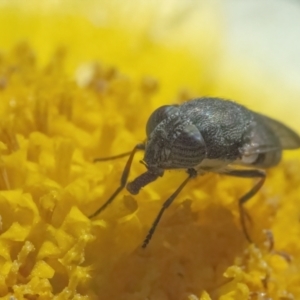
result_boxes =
[142,168,197,248]
[89,143,145,218]
[222,169,266,243]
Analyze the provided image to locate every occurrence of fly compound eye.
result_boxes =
[126,168,163,195]
[170,124,206,167]
[146,105,179,137]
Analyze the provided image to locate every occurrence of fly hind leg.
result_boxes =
[222,169,266,243]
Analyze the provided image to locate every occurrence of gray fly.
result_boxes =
[89,97,300,247]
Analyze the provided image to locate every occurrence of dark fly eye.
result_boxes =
[171,124,206,165]
[146,105,179,137]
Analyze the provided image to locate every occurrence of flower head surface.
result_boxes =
[0,2,300,300]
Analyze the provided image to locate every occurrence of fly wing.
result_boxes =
[255,113,300,150]
[242,113,283,155]
[238,113,300,168]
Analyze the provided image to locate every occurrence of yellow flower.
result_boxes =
[0,1,300,299]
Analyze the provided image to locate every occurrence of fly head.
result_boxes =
[144,104,207,170]
[126,104,207,195]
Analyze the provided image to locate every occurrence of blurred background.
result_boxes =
[0,0,299,128]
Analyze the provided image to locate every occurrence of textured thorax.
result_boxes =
[180,98,254,160]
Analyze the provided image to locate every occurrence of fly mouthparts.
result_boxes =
[126,170,163,195]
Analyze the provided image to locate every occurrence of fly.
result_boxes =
[89,97,300,248]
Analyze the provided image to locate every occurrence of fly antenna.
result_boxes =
[94,151,134,162]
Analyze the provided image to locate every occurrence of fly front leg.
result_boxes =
[142,168,197,248]
[222,169,266,243]
[89,143,145,218]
